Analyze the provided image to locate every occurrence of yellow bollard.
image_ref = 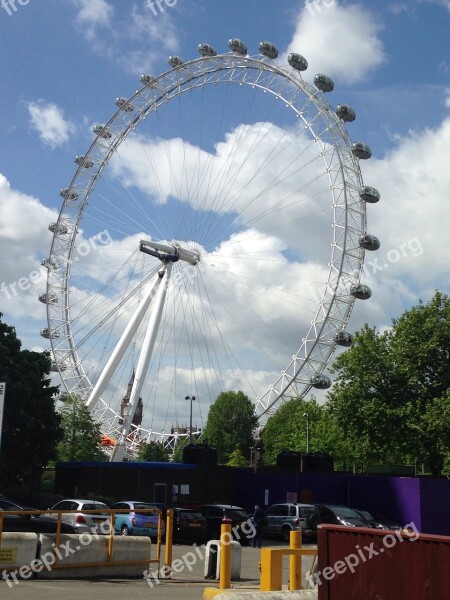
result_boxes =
[289,530,302,590]
[219,521,232,589]
[163,509,174,577]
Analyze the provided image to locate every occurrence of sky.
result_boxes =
[0,0,449,441]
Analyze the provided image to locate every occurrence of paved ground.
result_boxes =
[0,540,317,600]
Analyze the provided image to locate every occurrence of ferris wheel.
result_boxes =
[40,39,379,459]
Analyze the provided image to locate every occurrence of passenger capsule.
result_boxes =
[140,74,157,86]
[75,155,94,168]
[334,331,353,347]
[314,74,334,92]
[38,293,57,305]
[259,41,278,59]
[311,375,332,390]
[228,38,248,55]
[336,104,356,122]
[41,256,60,271]
[168,55,184,67]
[288,53,308,71]
[352,142,372,160]
[40,328,60,339]
[359,186,380,204]
[93,125,112,139]
[198,43,217,57]
[59,188,78,201]
[359,234,380,251]
[51,361,66,372]
[48,222,68,235]
[115,97,135,112]
[351,284,372,300]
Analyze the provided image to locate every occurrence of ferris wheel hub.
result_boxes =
[140,239,201,265]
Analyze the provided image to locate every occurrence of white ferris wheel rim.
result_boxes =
[43,45,373,449]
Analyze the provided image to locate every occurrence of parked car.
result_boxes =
[111,501,165,538]
[263,503,319,542]
[311,504,372,530]
[172,508,208,543]
[48,499,111,534]
[0,498,76,533]
[352,508,402,531]
[198,504,251,545]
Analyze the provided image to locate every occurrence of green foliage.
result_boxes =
[226,448,249,467]
[172,437,189,462]
[137,440,170,462]
[326,292,450,476]
[261,396,348,466]
[56,395,107,462]
[0,314,63,490]
[202,390,258,463]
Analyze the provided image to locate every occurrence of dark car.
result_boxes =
[172,508,208,543]
[198,504,251,545]
[352,509,402,531]
[311,504,371,530]
[0,499,77,534]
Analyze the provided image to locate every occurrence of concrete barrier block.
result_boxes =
[37,534,152,579]
[205,591,318,600]
[0,533,38,573]
[204,540,241,580]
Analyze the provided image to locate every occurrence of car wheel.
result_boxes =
[281,526,291,543]
[121,525,130,536]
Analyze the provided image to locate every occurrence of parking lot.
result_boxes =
[1,540,317,600]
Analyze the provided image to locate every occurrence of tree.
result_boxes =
[172,436,189,463]
[56,395,107,462]
[202,391,258,463]
[0,314,63,490]
[326,292,450,475]
[261,396,348,466]
[137,440,170,462]
[391,291,450,475]
[226,448,248,467]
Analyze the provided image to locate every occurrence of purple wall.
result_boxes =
[232,469,450,536]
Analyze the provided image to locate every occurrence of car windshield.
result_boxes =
[298,507,317,517]
[82,503,109,511]
[133,503,158,515]
[179,511,204,521]
[331,506,361,518]
[225,509,248,519]
[358,510,373,520]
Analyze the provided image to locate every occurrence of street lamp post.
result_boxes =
[185,395,196,444]
[303,412,310,453]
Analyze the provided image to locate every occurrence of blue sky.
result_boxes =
[0,0,449,438]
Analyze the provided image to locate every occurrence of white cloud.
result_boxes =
[71,1,179,75]
[282,1,386,85]
[0,173,57,320]
[27,100,75,148]
[71,0,114,41]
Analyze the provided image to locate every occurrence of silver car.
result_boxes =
[48,499,111,534]
[264,503,319,542]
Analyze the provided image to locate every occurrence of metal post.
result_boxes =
[0,382,6,453]
[219,521,232,589]
[185,395,196,444]
[303,412,309,453]
[164,509,173,576]
[289,530,302,590]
